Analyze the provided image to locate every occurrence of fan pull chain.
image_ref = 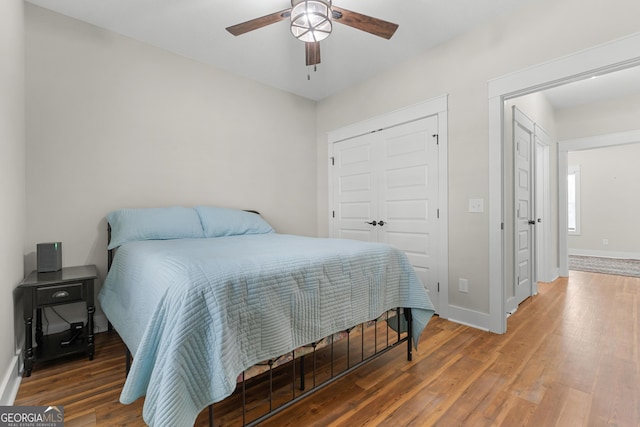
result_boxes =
[307,64,318,81]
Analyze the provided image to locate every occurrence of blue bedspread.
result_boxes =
[98,233,435,426]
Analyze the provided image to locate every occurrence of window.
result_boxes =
[567,165,580,235]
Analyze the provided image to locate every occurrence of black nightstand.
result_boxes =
[19,265,97,377]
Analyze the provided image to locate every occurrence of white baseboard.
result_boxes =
[0,352,22,405]
[446,305,490,331]
[569,248,640,260]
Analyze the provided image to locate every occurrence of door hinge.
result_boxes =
[330,156,335,166]
[501,222,504,230]
[437,208,440,219]
[332,210,335,218]
[437,282,440,292]
[433,133,439,145]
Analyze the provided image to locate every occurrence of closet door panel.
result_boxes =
[379,116,439,303]
[332,133,378,242]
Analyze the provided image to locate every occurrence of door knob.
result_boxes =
[365,221,377,226]
[378,220,385,226]
[528,220,535,225]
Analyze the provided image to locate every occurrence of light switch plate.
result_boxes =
[469,198,484,213]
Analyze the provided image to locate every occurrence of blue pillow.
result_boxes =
[195,206,273,237]
[107,207,204,249]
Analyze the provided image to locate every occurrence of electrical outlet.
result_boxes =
[458,278,469,293]
[602,239,609,245]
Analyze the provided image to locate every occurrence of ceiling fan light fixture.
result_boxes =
[290,0,332,43]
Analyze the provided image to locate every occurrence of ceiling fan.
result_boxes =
[226,0,398,67]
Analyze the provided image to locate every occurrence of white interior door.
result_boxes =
[513,108,535,308]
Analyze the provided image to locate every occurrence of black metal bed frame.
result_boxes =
[215,308,413,427]
[106,222,414,426]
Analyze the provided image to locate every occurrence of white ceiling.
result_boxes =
[25,0,535,100]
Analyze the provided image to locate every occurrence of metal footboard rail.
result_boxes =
[207,307,413,427]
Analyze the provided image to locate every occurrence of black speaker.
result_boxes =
[37,242,62,273]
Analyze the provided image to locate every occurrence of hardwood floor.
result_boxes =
[15,271,639,426]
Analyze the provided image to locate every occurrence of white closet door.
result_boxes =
[379,116,439,307]
[332,132,379,242]
[331,115,440,312]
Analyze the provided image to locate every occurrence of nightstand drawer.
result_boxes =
[36,283,84,305]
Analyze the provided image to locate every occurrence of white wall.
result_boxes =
[0,0,26,404]
[316,0,640,321]
[567,143,640,257]
[25,5,318,330]
[557,92,640,258]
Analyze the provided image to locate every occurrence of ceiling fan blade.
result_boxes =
[305,42,321,66]
[226,9,291,36]
[332,7,398,40]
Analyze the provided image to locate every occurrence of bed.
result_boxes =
[98,206,435,426]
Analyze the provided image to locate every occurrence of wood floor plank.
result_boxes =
[14,271,640,426]
[589,355,639,426]
[556,387,591,427]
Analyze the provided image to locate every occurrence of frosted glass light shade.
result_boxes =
[290,0,332,42]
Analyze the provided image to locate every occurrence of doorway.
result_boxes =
[488,33,640,334]
[505,105,551,316]
[558,131,640,275]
